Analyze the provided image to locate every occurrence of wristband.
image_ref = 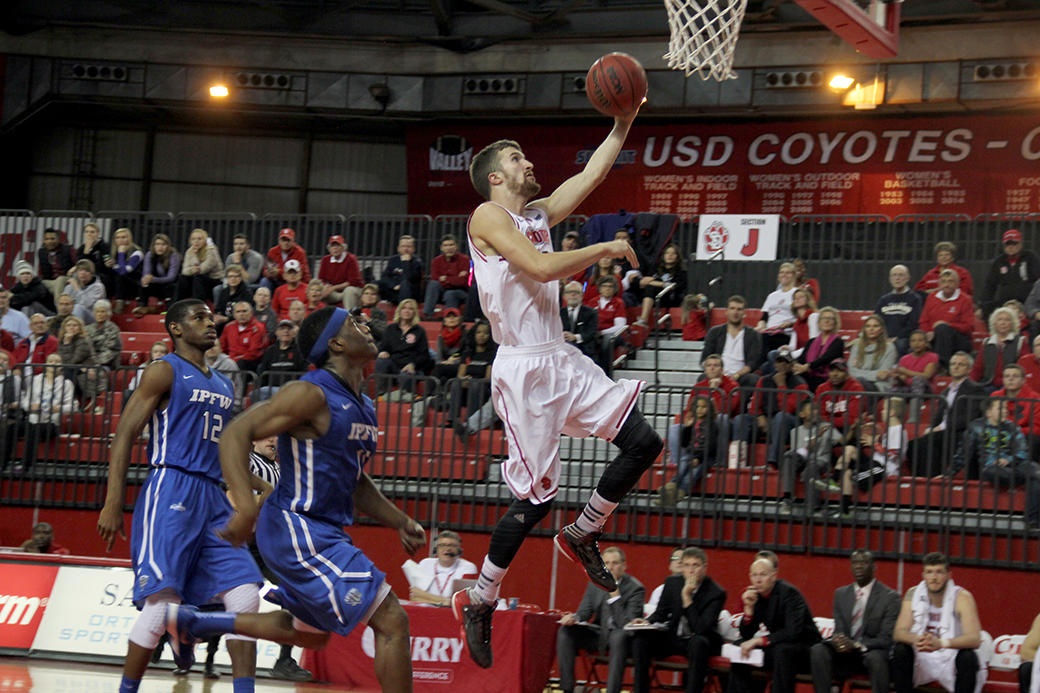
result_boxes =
[940,638,951,649]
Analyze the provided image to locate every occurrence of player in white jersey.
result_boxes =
[452,110,664,669]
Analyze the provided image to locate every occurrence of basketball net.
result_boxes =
[663,0,748,81]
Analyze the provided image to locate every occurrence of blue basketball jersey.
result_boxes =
[146,353,236,484]
[270,369,378,527]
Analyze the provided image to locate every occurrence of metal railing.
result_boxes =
[5,209,1036,310]
[3,363,1038,568]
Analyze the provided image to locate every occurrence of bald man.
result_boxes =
[728,555,821,693]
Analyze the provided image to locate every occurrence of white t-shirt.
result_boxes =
[416,556,479,598]
[722,329,746,375]
[761,286,796,331]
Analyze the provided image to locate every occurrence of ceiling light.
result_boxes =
[209,85,229,98]
[830,75,855,90]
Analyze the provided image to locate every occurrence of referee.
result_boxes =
[249,436,313,682]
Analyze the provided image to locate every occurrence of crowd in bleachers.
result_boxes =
[3,221,1040,526]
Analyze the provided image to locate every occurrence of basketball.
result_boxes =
[585,52,648,117]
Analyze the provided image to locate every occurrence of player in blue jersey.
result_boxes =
[97,299,264,693]
[165,306,427,693]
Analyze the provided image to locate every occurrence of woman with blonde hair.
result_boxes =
[971,305,1028,391]
[57,315,106,410]
[373,298,432,397]
[757,262,799,352]
[793,306,845,392]
[106,227,144,313]
[176,228,224,302]
[848,314,897,393]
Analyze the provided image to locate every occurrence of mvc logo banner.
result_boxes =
[696,215,780,262]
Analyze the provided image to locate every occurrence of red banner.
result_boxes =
[407,114,1040,218]
[0,562,58,649]
[303,604,559,693]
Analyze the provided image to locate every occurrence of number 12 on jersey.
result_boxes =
[202,411,224,443]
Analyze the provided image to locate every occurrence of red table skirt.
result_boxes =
[302,603,559,693]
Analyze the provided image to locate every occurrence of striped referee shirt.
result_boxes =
[249,451,279,493]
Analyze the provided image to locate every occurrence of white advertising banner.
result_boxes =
[32,565,296,669]
[696,214,780,261]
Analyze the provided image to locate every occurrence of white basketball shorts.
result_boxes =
[491,337,644,504]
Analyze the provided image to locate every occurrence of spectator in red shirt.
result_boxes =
[594,276,627,333]
[20,522,70,555]
[919,269,975,369]
[422,235,471,319]
[219,302,268,373]
[666,353,739,476]
[304,280,328,315]
[271,260,308,320]
[318,235,363,310]
[735,347,811,467]
[816,359,866,445]
[584,256,623,306]
[793,258,820,304]
[1018,335,1040,391]
[12,313,59,369]
[915,241,974,298]
[262,228,311,290]
[560,231,589,287]
[992,364,1040,447]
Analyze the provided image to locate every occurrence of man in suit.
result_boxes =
[702,295,762,390]
[561,280,600,362]
[556,546,645,693]
[628,547,727,693]
[729,554,822,693]
[906,351,986,477]
[810,549,901,693]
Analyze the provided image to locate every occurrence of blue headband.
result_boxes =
[308,308,350,363]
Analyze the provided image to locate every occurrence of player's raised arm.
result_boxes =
[218,380,327,546]
[470,204,637,284]
[531,111,637,227]
[97,360,173,551]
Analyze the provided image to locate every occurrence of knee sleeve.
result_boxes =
[219,583,261,642]
[129,588,180,650]
[487,498,554,568]
[596,408,664,503]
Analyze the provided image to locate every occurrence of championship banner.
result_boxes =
[407,114,1040,218]
[0,562,58,649]
[697,214,780,261]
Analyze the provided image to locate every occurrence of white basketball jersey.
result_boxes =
[468,203,562,347]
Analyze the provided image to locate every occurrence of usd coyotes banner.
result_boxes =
[406,114,1040,218]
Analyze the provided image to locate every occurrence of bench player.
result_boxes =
[97,299,264,693]
[165,306,427,693]
[452,109,664,668]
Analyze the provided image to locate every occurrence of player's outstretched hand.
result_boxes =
[604,239,638,269]
[97,504,126,553]
[218,511,256,548]
[399,519,426,556]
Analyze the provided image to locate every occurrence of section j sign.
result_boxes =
[697,215,779,261]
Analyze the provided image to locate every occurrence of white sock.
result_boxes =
[573,491,618,535]
[472,558,508,605]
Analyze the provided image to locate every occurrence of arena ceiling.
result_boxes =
[3,0,1040,53]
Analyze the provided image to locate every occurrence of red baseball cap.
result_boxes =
[328,235,346,246]
[279,228,296,240]
[1003,229,1023,244]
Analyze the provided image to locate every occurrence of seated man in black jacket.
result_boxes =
[729,555,822,693]
[255,319,307,401]
[629,547,727,693]
[561,281,599,362]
